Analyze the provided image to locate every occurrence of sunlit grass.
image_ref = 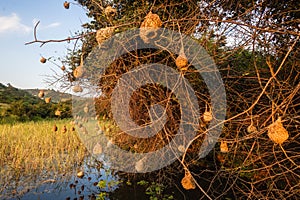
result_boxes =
[0,120,87,197]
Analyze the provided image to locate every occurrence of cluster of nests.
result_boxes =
[38,10,191,93]
[38,90,91,119]
[38,90,52,104]
[95,11,189,71]
[42,10,190,95]
[220,117,289,153]
[44,9,290,190]
[52,124,75,134]
[180,115,289,191]
[71,11,189,93]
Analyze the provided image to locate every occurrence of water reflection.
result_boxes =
[10,156,120,200]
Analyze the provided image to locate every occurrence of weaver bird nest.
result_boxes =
[139,11,162,43]
[267,117,289,145]
[72,85,83,93]
[181,171,196,190]
[96,27,115,45]
[175,53,189,71]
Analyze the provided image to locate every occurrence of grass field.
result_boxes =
[0,120,88,197]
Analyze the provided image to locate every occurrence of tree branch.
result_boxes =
[25,21,95,47]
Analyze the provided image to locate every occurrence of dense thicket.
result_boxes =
[30,0,300,199]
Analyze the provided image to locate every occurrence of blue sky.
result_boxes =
[0,0,90,89]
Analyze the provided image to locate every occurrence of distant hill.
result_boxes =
[0,83,72,104]
[25,89,72,103]
[0,83,73,123]
[0,83,41,105]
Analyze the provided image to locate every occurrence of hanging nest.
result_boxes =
[178,145,185,153]
[181,170,196,190]
[247,124,257,134]
[53,124,58,132]
[135,158,145,172]
[176,53,189,71]
[38,90,44,98]
[61,125,67,133]
[40,57,46,63]
[96,27,115,45]
[203,111,213,123]
[77,171,84,178]
[73,85,83,93]
[73,66,84,78]
[140,11,162,28]
[140,11,162,43]
[104,6,116,17]
[84,105,89,113]
[220,141,229,153]
[267,117,289,144]
[63,1,70,9]
[55,110,61,116]
[93,142,103,154]
[73,54,84,78]
[45,97,51,104]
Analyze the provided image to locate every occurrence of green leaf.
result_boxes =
[97,180,107,188]
[137,180,149,186]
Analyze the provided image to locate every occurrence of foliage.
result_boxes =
[137,180,174,200]
[0,83,72,123]
[0,83,40,105]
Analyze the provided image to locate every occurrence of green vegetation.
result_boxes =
[137,180,174,200]
[0,83,40,104]
[0,83,72,123]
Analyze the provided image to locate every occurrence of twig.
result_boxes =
[25,20,94,47]
[25,21,135,47]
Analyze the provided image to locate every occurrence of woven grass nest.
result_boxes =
[247,124,257,134]
[45,97,51,104]
[55,110,61,116]
[181,171,196,190]
[38,90,44,98]
[40,56,46,63]
[220,141,229,153]
[176,53,189,71]
[96,27,115,45]
[73,65,84,78]
[73,85,83,93]
[93,142,103,154]
[203,111,213,123]
[267,117,289,144]
[84,105,89,113]
[140,11,162,43]
[104,6,116,17]
[63,1,70,9]
[53,124,58,132]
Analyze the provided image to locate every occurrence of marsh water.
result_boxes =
[5,155,202,200]
[5,157,139,200]
[4,156,162,200]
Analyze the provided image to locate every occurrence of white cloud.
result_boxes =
[0,13,31,34]
[32,19,61,29]
[45,22,61,28]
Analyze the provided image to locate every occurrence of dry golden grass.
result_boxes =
[0,120,87,197]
